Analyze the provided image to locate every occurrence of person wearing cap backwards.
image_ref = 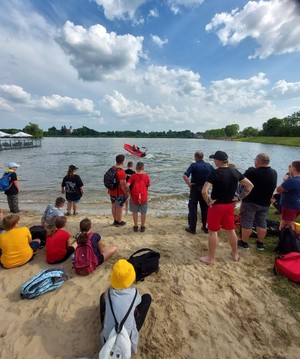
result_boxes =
[61,165,84,215]
[4,162,21,213]
[199,151,254,265]
[100,259,152,354]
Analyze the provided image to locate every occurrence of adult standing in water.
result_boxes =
[61,164,84,216]
[183,151,214,234]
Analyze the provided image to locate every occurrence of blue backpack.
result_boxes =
[0,172,13,191]
[20,268,68,299]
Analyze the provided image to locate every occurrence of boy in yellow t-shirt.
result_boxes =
[0,214,41,269]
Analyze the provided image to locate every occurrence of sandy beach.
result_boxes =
[1,210,300,359]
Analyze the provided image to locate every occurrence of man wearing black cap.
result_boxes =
[183,151,214,234]
[199,151,253,265]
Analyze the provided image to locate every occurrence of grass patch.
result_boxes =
[234,136,300,147]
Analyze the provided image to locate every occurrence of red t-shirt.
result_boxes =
[46,229,71,263]
[108,167,126,196]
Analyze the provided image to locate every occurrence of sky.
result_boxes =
[0,0,300,133]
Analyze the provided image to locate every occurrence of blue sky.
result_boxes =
[0,0,300,133]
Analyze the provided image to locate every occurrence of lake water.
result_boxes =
[0,137,299,216]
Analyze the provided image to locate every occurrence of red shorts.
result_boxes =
[281,207,300,222]
[207,203,235,231]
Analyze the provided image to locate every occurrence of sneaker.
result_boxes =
[66,212,71,216]
[116,221,126,227]
[133,226,138,232]
[185,227,196,234]
[238,239,249,250]
[112,220,118,226]
[256,240,265,251]
[140,226,146,232]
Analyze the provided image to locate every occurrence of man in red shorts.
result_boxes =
[199,151,254,265]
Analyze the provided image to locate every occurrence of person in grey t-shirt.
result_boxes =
[100,259,152,355]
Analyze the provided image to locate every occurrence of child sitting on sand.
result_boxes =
[75,218,117,266]
[100,259,152,355]
[46,216,77,264]
[0,214,41,268]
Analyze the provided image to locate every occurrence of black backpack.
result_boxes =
[275,225,300,254]
[103,167,121,190]
[127,248,160,282]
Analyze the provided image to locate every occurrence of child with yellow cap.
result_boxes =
[100,259,152,355]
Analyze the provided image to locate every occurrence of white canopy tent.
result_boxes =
[11,131,33,137]
[0,131,11,137]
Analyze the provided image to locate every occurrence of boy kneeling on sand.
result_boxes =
[100,259,152,355]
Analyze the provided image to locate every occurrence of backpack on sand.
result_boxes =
[274,252,300,283]
[104,167,121,190]
[275,225,300,254]
[130,175,148,205]
[20,268,67,299]
[127,248,160,282]
[74,233,98,275]
[99,289,138,359]
[0,172,13,192]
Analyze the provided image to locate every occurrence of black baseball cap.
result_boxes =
[209,151,228,161]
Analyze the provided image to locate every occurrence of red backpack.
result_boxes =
[74,233,98,275]
[130,174,149,205]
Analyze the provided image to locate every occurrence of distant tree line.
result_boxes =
[203,111,300,138]
[1,111,299,139]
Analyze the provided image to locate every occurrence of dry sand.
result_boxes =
[1,210,300,359]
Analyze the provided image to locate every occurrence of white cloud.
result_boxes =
[95,0,205,19]
[0,85,31,103]
[143,65,204,98]
[94,0,147,20]
[206,0,300,58]
[56,21,144,81]
[148,8,159,18]
[150,35,169,47]
[207,73,270,112]
[0,84,100,117]
[271,80,300,99]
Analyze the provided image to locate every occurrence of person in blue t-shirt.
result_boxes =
[183,151,214,234]
[277,160,300,229]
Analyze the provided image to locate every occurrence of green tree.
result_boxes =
[261,117,283,136]
[225,124,239,137]
[23,122,43,138]
[242,127,259,137]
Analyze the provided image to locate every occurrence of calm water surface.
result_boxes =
[0,137,299,216]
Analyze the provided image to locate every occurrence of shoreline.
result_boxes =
[1,210,300,358]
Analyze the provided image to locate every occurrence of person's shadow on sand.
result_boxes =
[22,301,101,359]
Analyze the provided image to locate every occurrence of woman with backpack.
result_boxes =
[45,216,77,264]
[75,218,117,269]
[61,164,84,216]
